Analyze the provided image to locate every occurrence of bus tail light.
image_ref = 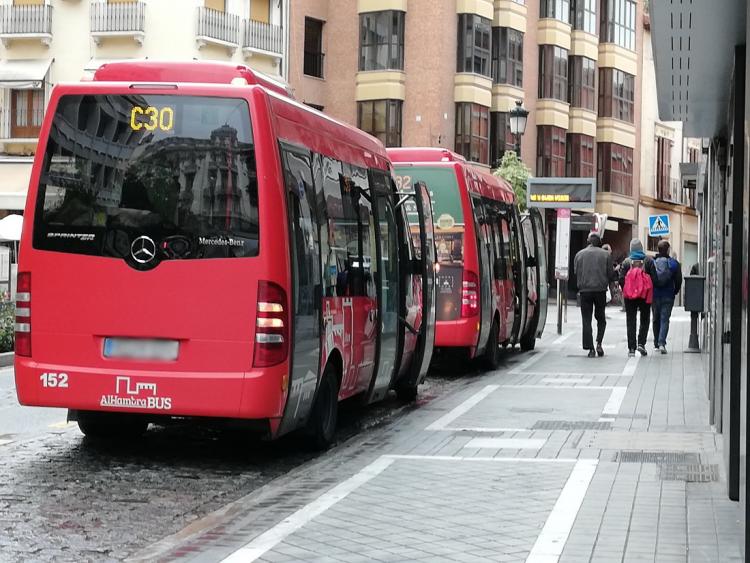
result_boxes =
[461,270,479,318]
[15,272,31,357]
[253,281,289,368]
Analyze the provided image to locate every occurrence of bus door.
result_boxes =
[277,145,322,435]
[404,181,436,388]
[521,215,538,333]
[530,208,549,335]
[510,206,527,343]
[365,172,402,403]
[498,211,516,340]
[487,207,510,342]
[470,193,493,352]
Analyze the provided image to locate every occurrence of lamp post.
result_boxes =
[508,99,529,158]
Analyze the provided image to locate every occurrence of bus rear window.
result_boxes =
[394,166,464,264]
[33,94,259,262]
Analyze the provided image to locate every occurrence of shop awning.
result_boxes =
[0,59,52,90]
[0,161,32,210]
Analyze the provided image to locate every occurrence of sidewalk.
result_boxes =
[133,307,743,563]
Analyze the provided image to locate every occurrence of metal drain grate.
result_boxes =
[532,420,612,430]
[660,464,720,482]
[615,451,700,464]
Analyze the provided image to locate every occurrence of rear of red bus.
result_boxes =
[14,80,294,438]
[390,152,482,356]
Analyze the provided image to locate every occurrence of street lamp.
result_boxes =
[508,99,529,157]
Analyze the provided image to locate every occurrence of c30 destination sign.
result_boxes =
[527,178,596,209]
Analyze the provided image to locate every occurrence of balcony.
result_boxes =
[90,1,145,46]
[196,7,240,55]
[0,4,52,48]
[243,19,283,65]
[658,178,695,209]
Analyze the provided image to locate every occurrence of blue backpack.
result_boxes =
[654,257,673,287]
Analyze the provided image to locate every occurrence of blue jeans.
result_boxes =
[652,296,675,346]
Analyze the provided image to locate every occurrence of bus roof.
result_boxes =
[387,147,515,202]
[92,60,293,98]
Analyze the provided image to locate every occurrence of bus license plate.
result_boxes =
[103,338,179,361]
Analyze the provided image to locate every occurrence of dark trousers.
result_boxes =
[624,298,651,350]
[580,291,607,350]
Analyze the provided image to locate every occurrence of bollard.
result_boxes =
[687,311,700,352]
[683,275,704,354]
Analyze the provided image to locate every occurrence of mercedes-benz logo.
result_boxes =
[130,235,157,264]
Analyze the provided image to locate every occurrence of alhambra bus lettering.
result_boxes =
[100,376,172,411]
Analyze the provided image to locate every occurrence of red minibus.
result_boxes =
[15,61,436,448]
[389,148,547,368]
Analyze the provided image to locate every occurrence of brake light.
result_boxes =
[253,281,289,368]
[461,270,479,318]
[15,272,31,357]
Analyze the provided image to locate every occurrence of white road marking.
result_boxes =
[542,378,593,385]
[440,427,528,433]
[426,384,499,431]
[601,387,628,417]
[387,454,578,464]
[465,438,547,449]
[523,372,622,378]
[552,333,572,346]
[220,456,395,563]
[509,351,548,375]
[502,385,619,390]
[622,355,640,376]
[0,439,12,446]
[598,417,616,422]
[526,459,598,563]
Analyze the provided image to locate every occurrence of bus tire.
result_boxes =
[306,365,339,451]
[77,411,148,440]
[395,382,418,403]
[482,320,501,370]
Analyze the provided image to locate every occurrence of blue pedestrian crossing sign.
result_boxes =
[648,214,670,236]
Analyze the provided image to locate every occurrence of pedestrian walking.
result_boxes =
[619,239,655,357]
[651,240,682,354]
[573,233,616,357]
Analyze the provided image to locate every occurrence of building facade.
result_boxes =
[637,9,699,272]
[0,0,288,212]
[289,0,645,259]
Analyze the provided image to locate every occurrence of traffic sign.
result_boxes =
[648,214,670,236]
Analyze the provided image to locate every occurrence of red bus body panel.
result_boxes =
[15,67,401,437]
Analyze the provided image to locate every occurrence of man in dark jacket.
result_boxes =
[574,233,616,357]
[651,240,682,354]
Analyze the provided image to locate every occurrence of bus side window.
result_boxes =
[320,156,346,297]
[342,163,377,300]
[499,215,513,281]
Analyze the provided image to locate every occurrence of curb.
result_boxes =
[0,352,13,368]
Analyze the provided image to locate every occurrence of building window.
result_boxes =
[598,67,634,122]
[491,27,523,87]
[655,135,673,201]
[566,134,595,177]
[359,11,405,71]
[571,0,596,34]
[540,0,570,23]
[455,103,490,165]
[490,112,516,167]
[537,125,566,177]
[569,56,596,111]
[457,14,491,77]
[304,18,325,78]
[11,89,44,138]
[597,143,633,195]
[688,147,700,163]
[358,100,402,147]
[539,45,568,102]
[600,0,636,50]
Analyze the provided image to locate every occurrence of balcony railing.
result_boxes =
[0,4,52,45]
[90,1,145,44]
[243,19,282,56]
[197,7,240,48]
[658,177,695,209]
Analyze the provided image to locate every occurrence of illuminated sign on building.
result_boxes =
[526,178,596,209]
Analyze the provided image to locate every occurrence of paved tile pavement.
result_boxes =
[131,306,743,563]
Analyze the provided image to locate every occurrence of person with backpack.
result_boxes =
[619,239,655,357]
[651,240,683,354]
[573,233,616,357]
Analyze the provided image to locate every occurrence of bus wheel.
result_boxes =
[306,365,339,450]
[395,382,418,403]
[482,320,501,370]
[77,411,148,440]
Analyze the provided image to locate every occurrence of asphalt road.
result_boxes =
[0,367,68,441]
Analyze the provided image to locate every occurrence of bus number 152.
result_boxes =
[40,372,69,388]
[394,175,412,190]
